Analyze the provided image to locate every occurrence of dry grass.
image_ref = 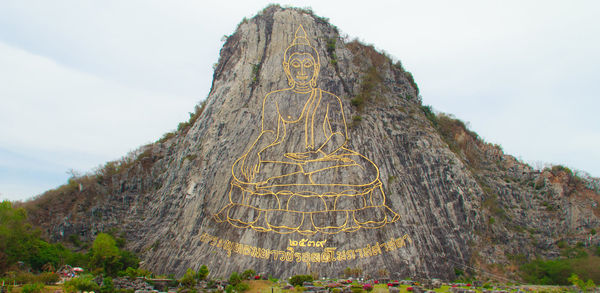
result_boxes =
[346,40,388,68]
[247,280,279,293]
[9,285,63,293]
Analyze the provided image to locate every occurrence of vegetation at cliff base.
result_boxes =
[0,200,139,282]
[289,274,313,287]
[1,196,599,292]
[0,201,88,273]
[520,254,600,285]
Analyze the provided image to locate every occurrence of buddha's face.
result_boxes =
[287,53,316,86]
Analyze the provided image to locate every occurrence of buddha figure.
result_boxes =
[215,25,399,235]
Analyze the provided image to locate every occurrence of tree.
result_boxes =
[197,265,209,280]
[0,201,49,272]
[521,259,573,285]
[90,233,120,276]
[179,268,197,288]
[569,274,597,292]
[118,250,140,270]
[0,201,33,269]
[0,201,91,273]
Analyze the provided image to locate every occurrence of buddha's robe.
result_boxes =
[217,88,399,234]
[233,88,378,189]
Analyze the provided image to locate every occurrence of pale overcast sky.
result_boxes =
[1,0,599,202]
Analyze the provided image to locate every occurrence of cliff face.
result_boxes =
[25,6,600,280]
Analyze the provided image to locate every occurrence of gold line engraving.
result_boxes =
[214,25,400,235]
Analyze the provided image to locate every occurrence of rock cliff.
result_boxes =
[24,5,600,280]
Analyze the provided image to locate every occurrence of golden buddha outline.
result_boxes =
[214,25,399,235]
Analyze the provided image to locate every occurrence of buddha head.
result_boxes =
[283,25,320,88]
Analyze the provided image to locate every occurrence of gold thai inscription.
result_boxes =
[199,232,411,265]
[289,239,326,247]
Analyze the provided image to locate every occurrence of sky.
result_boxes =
[1,0,599,202]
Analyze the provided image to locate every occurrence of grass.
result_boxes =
[8,285,63,293]
[246,280,274,293]
[433,286,452,292]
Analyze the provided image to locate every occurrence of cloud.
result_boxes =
[0,0,599,201]
[0,42,197,200]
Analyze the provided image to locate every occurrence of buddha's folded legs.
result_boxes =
[215,203,399,235]
[214,181,400,235]
[215,148,399,234]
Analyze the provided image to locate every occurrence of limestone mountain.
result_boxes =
[23,5,600,280]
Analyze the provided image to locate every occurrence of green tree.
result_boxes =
[90,233,120,276]
[521,259,573,285]
[179,268,197,288]
[118,250,140,270]
[569,274,597,292]
[197,265,209,280]
[226,272,249,293]
[0,201,39,271]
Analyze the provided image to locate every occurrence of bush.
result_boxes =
[351,96,364,108]
[37,272,59,284]
[21,283,44,293]
[120,267,138,280]
[118,250,140,271]
[234,282,250,292]
[326,38,336,55]
[420,105,437,127]
[551,165,573,177]
[351,67,382,111]
[289,275,313,287]
[241,269,255,280]
[101,276,115,293]
[229,272,241,287]
[64,275,101,293]
[225,285,233,293]
[158,132,176,143]
[12,271,37,284]
[521,259,573,285]
[569,274,597,292]
[197,265,209,280]
[179,268,197,288]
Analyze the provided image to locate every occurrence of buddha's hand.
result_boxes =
[241,153,261,181]
[284,150,324,162]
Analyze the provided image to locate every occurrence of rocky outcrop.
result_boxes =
[24,5,599,280]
